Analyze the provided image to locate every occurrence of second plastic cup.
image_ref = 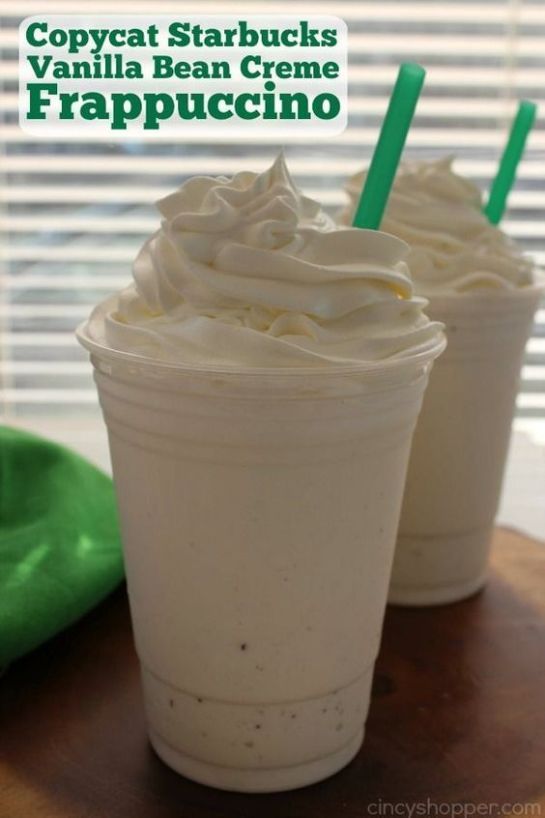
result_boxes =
[78,324,443,792]
[389,285,542,606]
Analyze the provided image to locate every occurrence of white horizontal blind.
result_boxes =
[1,0,544,419]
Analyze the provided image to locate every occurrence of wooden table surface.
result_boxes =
[1,528,544,818]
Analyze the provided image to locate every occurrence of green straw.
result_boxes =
[352,63,426,230]
[483,100,537,225]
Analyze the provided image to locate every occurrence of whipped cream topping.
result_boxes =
[86,155,442,368]
[341,157,534,296]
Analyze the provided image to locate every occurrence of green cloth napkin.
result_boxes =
[0,425,123,667]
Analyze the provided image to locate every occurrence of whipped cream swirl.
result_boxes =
[341,157,534,296]
[87,155,442,368]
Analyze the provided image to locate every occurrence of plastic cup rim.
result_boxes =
[76,321,446,381]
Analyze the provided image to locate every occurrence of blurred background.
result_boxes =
[1,0,544,532]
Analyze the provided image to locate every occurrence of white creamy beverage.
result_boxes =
[342,157,543,605]
[79,156,444,791]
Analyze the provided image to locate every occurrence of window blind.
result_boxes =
[1,0,544,420]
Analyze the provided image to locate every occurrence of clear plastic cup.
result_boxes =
[77,326,444,792]
[389,285,543,606]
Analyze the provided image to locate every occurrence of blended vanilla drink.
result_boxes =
[78,156,444,791]
[342,157,543,606]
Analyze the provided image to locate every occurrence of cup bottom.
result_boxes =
[149,726,364,793]
[388,571,487,606]
[140,664,372,792]
[388,527,491,606]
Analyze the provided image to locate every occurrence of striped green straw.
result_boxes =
[352,63,426,231]
[483,100,537,225]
